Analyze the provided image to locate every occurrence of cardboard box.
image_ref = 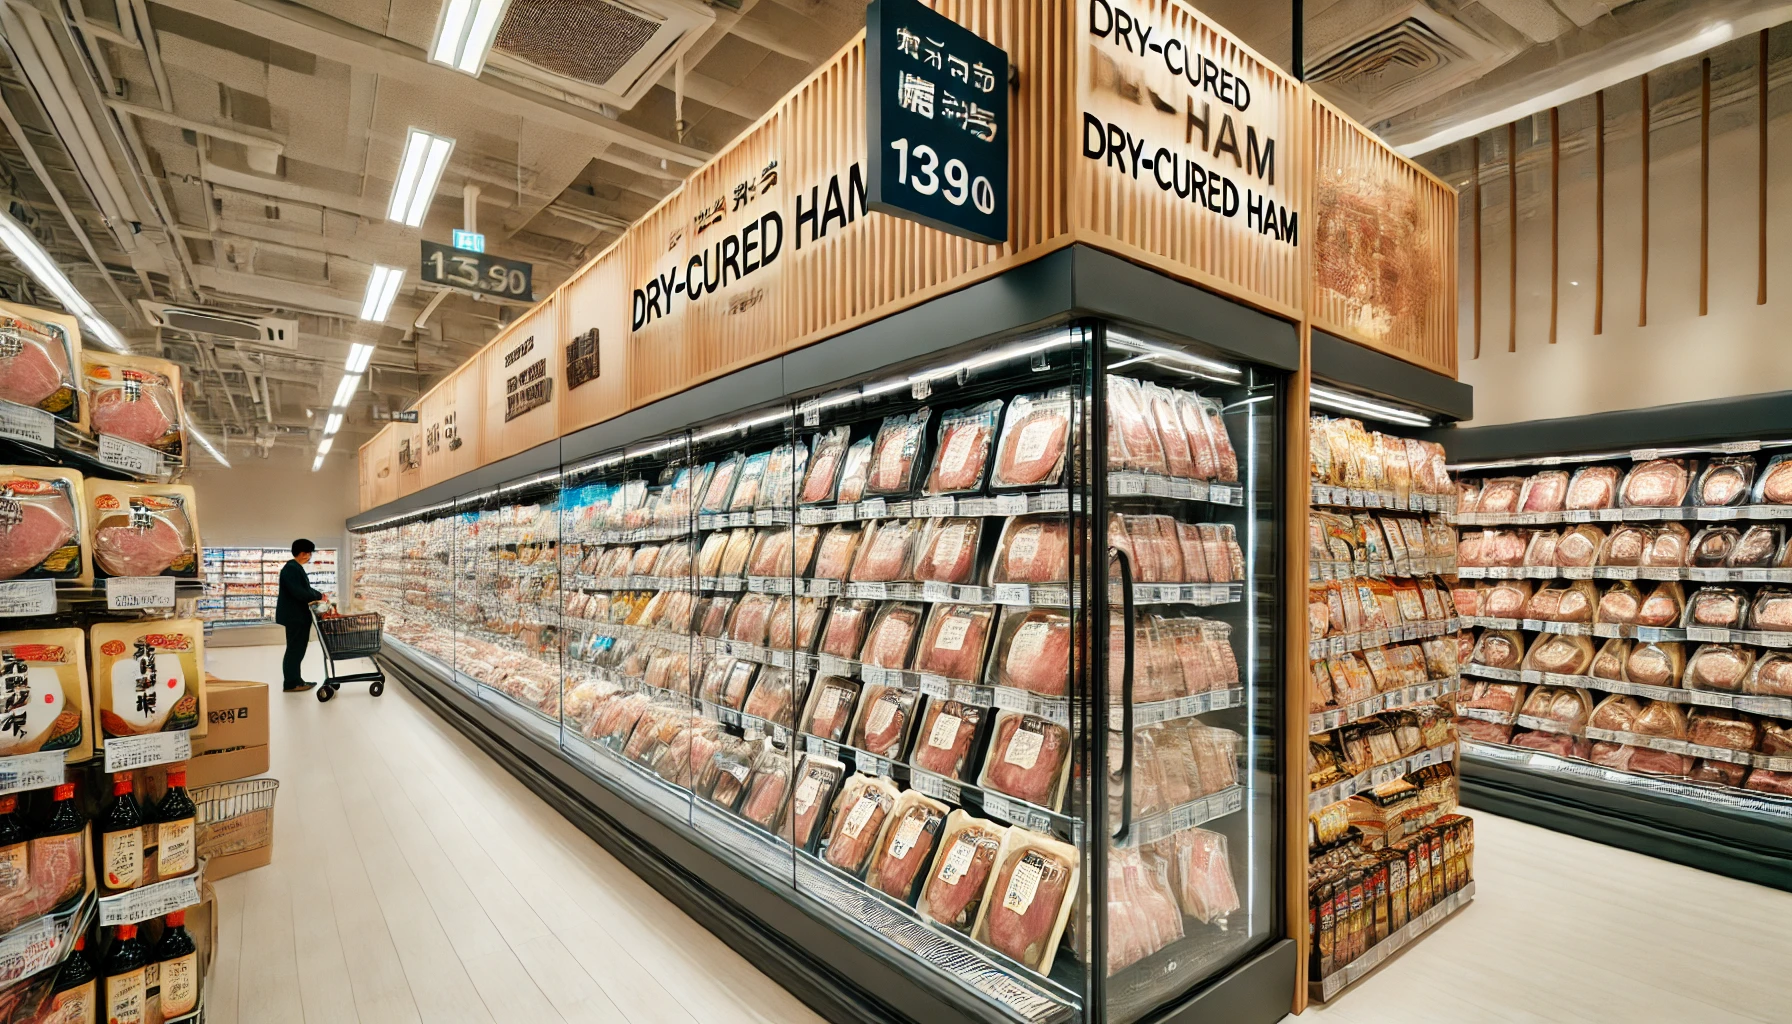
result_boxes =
[197,679,268,751]
[204,844,272,881]
[188,744,268,789]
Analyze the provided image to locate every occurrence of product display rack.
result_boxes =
[1302,332,1477,1002]
[202,546,337,625]
[1439,391,1792,891]
[352,250,1301,1024]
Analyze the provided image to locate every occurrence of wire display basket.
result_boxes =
[316,612,384,658]
[193,778,280,858]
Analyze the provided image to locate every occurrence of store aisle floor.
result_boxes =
[200,644,824,1024]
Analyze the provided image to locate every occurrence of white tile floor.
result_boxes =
[203,644,1792,1023]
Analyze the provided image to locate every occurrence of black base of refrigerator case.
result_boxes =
[379,644,1298,1024]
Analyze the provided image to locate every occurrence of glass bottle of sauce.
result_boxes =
[98,773,143,894]
[154,770,196,880]
[102,924,149,1024]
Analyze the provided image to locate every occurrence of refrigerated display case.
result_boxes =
[349,254,1301,1024]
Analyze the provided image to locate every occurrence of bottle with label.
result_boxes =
[31,782,86,906]
[102,924,149,1024]
[98,773,143,894]
[48,932,97,1024]
[154,769,196,880]
[150,911,198,1019]
[0,795,26,903]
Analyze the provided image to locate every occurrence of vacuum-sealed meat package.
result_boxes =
[980,711,1070,808]
[1565,465,1621,510]
[1745,651,1792,696]
[972,831,1080,974]
[1729,524,1783,568]
[1696,457,1755,507]
[851,683,918,758]
[812,523,863,580]
[918,811,1005,933]
[818,598,877,658]
[1755,454,1792,505]
[742,666,799,726]
[1621,458,1693,508]
[1687,526,1737,568]
[780,755,846,852]
[799,675,862,742]
[90,481,201,579]
[1596,580,1642,625]
[1142,383,1198,479]
[911,698,986,780]
[1470,630,1525,670]
[719,528,756,576]
[1519,470,1570,514]
[698,736,761,811]
[989,515,1069,584]
[913,603,997,682]
[850,518,919,582]
[1524,634,1595,676]
[1599,525,1651,567]
[822,775,900,875]
[727,452,770,513]
[864,791,949,903]
[1685,644,1754,692]
[1644,522,1690,567]
[1175,391,1226,481]
[859,601,923,669]
[1625,641,1685,687]
[800,426,852,505]
[0,468,86,583]
[1164,828,1240,924]
[1555,524,1605,568]
[990,389,1072,488]
[1476,477,1525,516]
[0,307,81,426]
[727,593,775,646]
[925,401,1003,495]
[1752,587,1792,634]
[739,752,795,828]
[1192,394,1238,482]
[1684,587,1748,629]
[988,608,1070,696]
[912,518,985,584]
[1107,377,1165,473]
[790,596,829,652]
[866,408,933,496]
[762,443,808,509]
[1637,581,1685,627]
[85,352,184,456]
[835,437,876,504]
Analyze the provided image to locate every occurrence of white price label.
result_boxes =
[0,751,64,796]
[0,580,54,617]
[98,433,164,476]
[0,401,54,448]
[106,575,176,610]
[994,493,1027,516]
[0,914,60,986]
[103,731,193,773]
[99,869,202,926]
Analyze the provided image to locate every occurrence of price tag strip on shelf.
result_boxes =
[99,868,202,926]
[105,576,176,610]
[0,401,55,448]
[96,434,165,476]
[0,751,64,796]
[103,731,193,773]
[0,581,54,618]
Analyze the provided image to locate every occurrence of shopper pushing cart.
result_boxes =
[310,604,386,702]
[276,539,326,693]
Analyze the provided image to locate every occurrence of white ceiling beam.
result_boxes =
[105,99,284,156]
[147,0,710,169]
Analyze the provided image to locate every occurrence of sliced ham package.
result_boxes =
[987,608,1070,696]
[910,697,987,780]
[850,518,920,582]
[718,528,756,577]
[780,754,846,852]
[1620,458,1694,508]
[83,351,184,457]
[859,602,923,669]
[970,829,1080,974]
[864,790,949,903]
[739,749,795,828]
[0,303,82,427]
[0,467,88,583]
[916,811,1006,933]
[835,437,876,504]
[728,451,770,512]
[811,523,863,580]
[1104,845,1185,974]
[799,675,861,742]
[817,598,877,658]
[1756,454,1792,505]
[742,666,800,726]
[760,443,808,509]
[1564,465,1621,510]
[1695,458,1755,507]
[1141,382,1197,479]
[1107,377,1166,473]
[925,401,1003,495]
[990,389,1072,489]
[90,619,206,738]
[866,408,933,496]
[0,628,90,762]
[821,774,900,875]
[989,515,1069,584]
[911,517,986,585]
[800,426,852,505]
[979,711,1071,809]
[912,603,997,682]
[698,735,762,810]
[88,481,200,580]
[850,683,918,758]
[700,454,743,514]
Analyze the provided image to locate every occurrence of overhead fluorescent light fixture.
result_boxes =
[359,266,405,322]
[346,342,375,373]
[185,422,232,468]
[1310,385,1436,428]
[331,374,362,409]
[386,129,454,227]
[312,454,325,472]
[324,412,344,435]
[317,437,334,456]
[431,0,510,76]
[0,208,130,353]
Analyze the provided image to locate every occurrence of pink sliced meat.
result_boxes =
[913,605,994,681]
[804,677,860,741]
[819,601,873,657]
[851,519,916,582]
[995,610,1070,696]
[859,604,922,669]
[1107,379,1165,472]
[869,803,944,901]
[985,848,1072,969]
[855,685,913,756]
[0,494,74,579]
[1623,459,1690,507]
[983,715,1067,805]
[994,406,1068,486]
[812,525,862,580]
[0,337,64,408]
[912,700,982,779]
[994,517,1068,584]
[1147,388,1196,478]
[92,387,174,445]
[922,825,1001,930]
[912,519,980,584]
[740,766,791,826]
[825,787,893,873]
[95,515,185,577]
[927,418,994,493]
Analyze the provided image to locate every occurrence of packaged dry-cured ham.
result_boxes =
[1479,529,1527,568]
[1523,634,1595,676]
[718,528,756,577]
[0,467,88,583]
[89,480,200,580]
[1164,827,1240,925]
[0,628,90,762]
[817,598,876,658]
[739,749,796,828]
[1621,458,1694,508]
[835,436,876,504]
[727,592,775,646]
[864,790,949,903]
[990,389,1072,489]
[697,596,734,638]
[1625,640,1685,687]
[1519,470,1570,514]
[859,602,923,669]
[913,603,997,682]
[849,518,919,582]
[1564,465,1621,510]
[1636,581,1686,627]
[1686,525,1737,568]
[989,515,1069,584]
[911,697,987,780]
[1752,587,1792,634]
[799,675,861,742]
[1470,629,1525,671]
[924,400,1003,495]
[917,811,1005,933]
[1742,651,1792,697]
[1460,682,1524,717]
[821,774,900,875]
[0,303,82,428]
[987,608,1070,696]
[727,451,771,512]
[911,517,985,584]
[866,408,933,496]
[1643,522,1691,567]
[90,619,206,737]
[1695,457,1756,506]
[1684,587,1749,629]
[1554,524,1605,568]
[780,754,846,852]
[760,443,808,509]
[1745,768,1792,794]
[1755,453,1792,505]
[792,595,829,652]
[1685,644,1756,693]
[1595,580,1643,625]
[1457,480,1482,513]
[1519,685,1593,729]
[811,523,863,580]
[1103,844,1185,974]
[1590,638,1629,681]
[1107,377,1166,473]
[84,351,184,457]
[1194,395,1239,482]
[699,453,743,514]
[800,426,852,505]
[980,711,1070,809]
[1139,382,1198,480]
[1124,514,1185,583]
[1729,524,1783,568]
[850,683,918,758]
[971,829,1080,974]
[742,666,799,726]
[698,735,762,810]
[1475,477,1525,516]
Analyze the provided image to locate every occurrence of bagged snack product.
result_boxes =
[918,811,1005,933]
[990,389,1072,488]
[1107,377,1166,473]
[1695,457,1755,507]
[779,754,846,852]
[822,774,900,875]
[989,515,1069,584]
[912,518,985,584]
[800,426,852,505]
[850,518,919,582]
[798,675,861,742]
[0,303,81,426]
[980,711,1070,808]
[925,401,1003,494]
[0,467,87,583]
[988,608,1070,696]
[84,351,184,456]
[864,790,950,903]
[1754,453,1792,505]
[90,619,205,737]
[835,437,876,504]
[1621,458,1693,508]
[1519,470,1570,514]
[1565,465,1621,510]
[850,684,918,758]
[911,698,986,780]
[866,408,933,496]
[913,603,997,682]
[89,481,200,580]
[972,830,1080,974]
[858,601,924,669]
[0,629,89,762]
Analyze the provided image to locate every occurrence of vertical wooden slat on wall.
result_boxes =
[1640,74,1650,327]
[1701,57,1711,317]
[1550,107,1559,343]
[1596,90,1605,335]
[1472,135,1482,358]
[1507,121,1517,353]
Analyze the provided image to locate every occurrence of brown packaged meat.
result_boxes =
[818,598,876,657]
[780,755,846,852]
[822,775,900,875]
[1596,580,1643,624]
[990,516,1070,584]
[1687,526,1737,567]
[991,390,1072,488]
[1685,644,1754,692]
[980,712,1070,808]
[1108,377,1166,473]
[1590,638,1630,680]
[1687,707,1759,751]
[1729,524,1783,568]
[1471,629,1525,670]
[812,523,864,580]
[864,792,949,903]
[913,603,997,682]
[851,518,919,582]
[1636,581,1685,627]
[925,401,1002,495]
[1685,587,1748,629]
[1621,458,1693,508]
[1599,525,1651,567]
[1523,531,1560,568]
[911,698,986,780]
[836,437,875,504]
[1124,514,1185,583]
[1144,383,1198,479]
[919,812,1005,932]
[1696,458,1755,507]
[1524,634,1594,676]
[974,833,1080,974]
[859,602,923,669]
[1754,455,1792,505]
[989,608,1070,696]
[1476,477,1524,515]
[1555,525,1605,568]
[850,684,917,758]
[727,593,775,645]
[1743,651,1792,697]
[867,408,933,496]
[1643,522,1691,567]
[1519,471,1570,513]
[1625,641,1685,687]
[1753,588,1792,633]
[912,518,985,584]
[800,675,862,742]
[739,756,794,828]
[1565,465,1621,510]
[1485,579,1530,620]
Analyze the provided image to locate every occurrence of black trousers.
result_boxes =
[282,620,310,685]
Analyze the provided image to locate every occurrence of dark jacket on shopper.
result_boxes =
[275,559,324,626]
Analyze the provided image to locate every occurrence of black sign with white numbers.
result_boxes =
[865,0,1008,244]
[420,240,534,301]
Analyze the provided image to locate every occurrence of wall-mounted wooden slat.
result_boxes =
[1473,135,1482,358]
[1507,121,1517,353]
[1701,57,1711,317]
[1640,74,1650,327]
[1596,90,1605,335]
[1550,107,1559,343]
[1762,29,1771,307]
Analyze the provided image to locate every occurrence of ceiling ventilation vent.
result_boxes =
[484,0,712,110]
[139,302,298,348]
[1306,4,1503,124]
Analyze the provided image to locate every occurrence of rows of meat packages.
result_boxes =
[1459,520,1792,572]
[1310,709,1457,796]
[0,306,188,462]
[1311,511,1458,578]
[1459,453,1792,517]
[1310,416,1454,502]
[0,468,201,584]
[1309,814,1474,984]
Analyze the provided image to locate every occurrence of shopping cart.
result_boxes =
[310,607,386,702]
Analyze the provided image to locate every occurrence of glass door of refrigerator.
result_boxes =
[453,473,563,742]
[1100,325,1280,1024]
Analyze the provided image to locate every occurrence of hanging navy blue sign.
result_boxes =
[865,0,1009,244]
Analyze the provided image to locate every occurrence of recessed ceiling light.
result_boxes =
[387,129,454,227]
[359,266,405,322]
[431,0,510,76]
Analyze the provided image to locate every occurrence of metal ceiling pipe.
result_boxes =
[462,183,479,235]
[104,100,285,162]
[409,288,450,340]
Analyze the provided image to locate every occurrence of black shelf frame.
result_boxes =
[351,245,1301,1024]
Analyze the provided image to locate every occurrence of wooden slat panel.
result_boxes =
[1310,98,1459,376]
[362,427,396,510]
[393,416,422,498]
[558,245,632,436]
[480,294,561,462]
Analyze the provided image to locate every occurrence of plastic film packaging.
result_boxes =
[911,697,987,781]
[979,711,1071,809]
[88,481,200,580]
[1519,470,1570,514]
[850,683,918,759]
[1555,525,1606,568]
[913,603,997,683]
[987,607,1070,696]
[1636,581,1686,628]
[801,426,852,506]
[1624,641,1685,687]
[866,408,933,496]
[84,351,184,457]
[1695,457,1756,507]
[799,675,861,742]
[780,754,846,853]
[990,389,1072,489]
[864,790,951,904]
[1683,587,1749,629]
[699,453,743,514]
[1565,465,1621,510]
[912,517,986,585]
[1754,453,1792,505]
[1728,524,1783,568]
[970,829,1081,974]
[917,811,1006,933]
[989,515,1069,584]
[817,598,877,659]
[858,601,924,670]
[811,523,863,580]
[849,518,919,582]
[1620,458,1694,508]
[1751,587,1792,634]
[821,774,900,876]
[1524,633,1595,676]
[1642,522,1690,567]
[835,436,876,504]
[0,467,88,583]
[1685,644,1755,693]
[1106,377,1165,474]
[925,400,1003,495]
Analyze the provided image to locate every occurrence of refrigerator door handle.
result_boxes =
[1110,545,1135,842]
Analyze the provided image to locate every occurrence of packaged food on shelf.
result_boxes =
[850,518,919,582]
[925,401,1003,495]
[971,830,1080,974]
[980,711,1070,809]
[859,602,924,670]
[0,305,82,427]
[850,684,917,759]
[867,409,933,496]
[0,629,90,761]
[913,603,997,682]
[911,518,985,585]
[987,608,1070,696]
[820,774,900,875]
[990,390,1072,489]
[782,754,846,852]
[864,791,949,903]
[1755,453,1792,505]
[916,811,1005,933]
[83,351,185,457]
[835,437,876,505]
[990,515,1069,584]
[1696,458,1756,507]
[90,619,205,737]
[801,426,852,506]
[0,467,88,583]
[799,675,861,743]
[911,698,987,781]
